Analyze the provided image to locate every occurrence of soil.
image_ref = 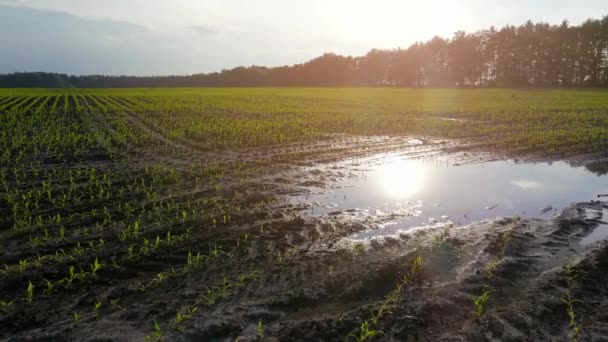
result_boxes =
[2,133,608,342]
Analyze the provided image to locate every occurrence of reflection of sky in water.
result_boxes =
[293,154,608,239]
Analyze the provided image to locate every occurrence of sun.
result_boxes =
[376,158,426,198]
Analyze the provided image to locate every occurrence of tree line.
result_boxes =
[1,15,607,88]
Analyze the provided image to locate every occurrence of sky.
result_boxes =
[1,0,607,75]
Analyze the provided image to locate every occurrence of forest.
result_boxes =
[2,15,608,88]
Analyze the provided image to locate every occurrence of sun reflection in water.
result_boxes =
[376,158,426,198]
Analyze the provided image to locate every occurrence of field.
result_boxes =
[1,88,608,341]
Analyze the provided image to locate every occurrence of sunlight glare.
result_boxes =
[376,158,426,198]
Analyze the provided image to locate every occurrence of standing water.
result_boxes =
[292,153,608,240]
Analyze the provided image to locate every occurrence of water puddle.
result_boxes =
[293,153,608,240]
[580,208,608,246]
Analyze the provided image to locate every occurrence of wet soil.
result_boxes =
[2,129,608,342]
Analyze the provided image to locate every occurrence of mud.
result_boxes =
[2,129,608,342]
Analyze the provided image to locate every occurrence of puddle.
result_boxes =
[580,209,608,245]
[293,153,608,240]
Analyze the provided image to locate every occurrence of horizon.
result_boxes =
[1,0,608,76]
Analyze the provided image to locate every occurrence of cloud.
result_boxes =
[186,25,217,36]
[0,4,333,75]
[0,4,226,75]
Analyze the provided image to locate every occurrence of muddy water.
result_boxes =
[580,208,608,245]
[293,153,608,240]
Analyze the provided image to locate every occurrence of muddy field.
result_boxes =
[1,90,608,341]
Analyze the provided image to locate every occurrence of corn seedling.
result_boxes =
[346,320,384,342]
[257,319,264,340]
[472,287,492,318]
[276,250,283,264]
[562,259,583,342]
[215,277,232,297]
[90,257,103,275]
[347,256,422,341]
[64,266,79,288]
[0,300,15,313]
[25,281,34,304]
[110,298,122,310]
[432,225,451,248]
[484,257,500,278]
[173,306,198,332]
[145,320,163,342]
[208,244,224,259]
[43,279,56,296]
[203,288,217,305]
[93,301,102,317]
[17,259,29,273]
[186,251,205,270]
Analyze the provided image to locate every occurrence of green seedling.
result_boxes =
[145,320,163,342]
[140,239,151,256]
[25,281,34,304]
[110,298,122,310]
[209,244,224,259]
[561,260,583,342]
[432,225,451,248]
[345,256,422,341]
[234,270,258,287]
[203,288,216,305]
[17,259,29,273]
[90,257,103,275]
[215,277,232,297]
[128,245,136,259]
[173,306,197,332]
[73,311,79,323]
[484,257,500,278]
[472,287,492,318]
[156,272,168,283]
[78,268,89,280]
[562,290,581,327]
[72,242,84,256]
[276,250,283,264]
[43,279,56,296]
[0,300,15,313]
[28,235,43,248]
[257,319,264,340]
[564,259,577,288]
[93,301,102,317]
[64,266,79,288]
[346,320,384,342]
